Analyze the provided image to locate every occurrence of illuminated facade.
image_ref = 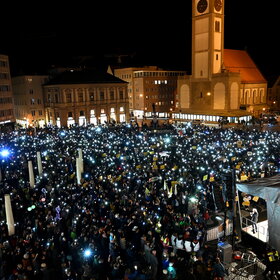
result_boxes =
[267,76,280,112]
[43,70,129,127]
[0,54,15,125]
[12,75,48,127]
[113,66,186,119]
[176,0,267,122]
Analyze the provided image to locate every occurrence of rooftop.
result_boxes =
[44,69,127,85]
[224,49,266,84]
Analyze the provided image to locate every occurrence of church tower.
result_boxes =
[192,0,224,79]
[178,0,266,121]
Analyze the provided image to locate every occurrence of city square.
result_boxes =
[0,0,280,279]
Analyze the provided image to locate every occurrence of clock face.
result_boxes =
[214,0,222,12]
[197,0,208,13]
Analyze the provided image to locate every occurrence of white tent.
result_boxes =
[236,174,280,251]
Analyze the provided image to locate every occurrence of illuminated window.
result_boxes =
[101,109,105,114]
[120,107,124,112]
[110,108,115,113]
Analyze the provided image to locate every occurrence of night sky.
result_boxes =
[0,1,279,80]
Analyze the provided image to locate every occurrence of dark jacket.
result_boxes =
[212,262,227,277]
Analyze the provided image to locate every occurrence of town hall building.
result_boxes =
[175,0,267,123]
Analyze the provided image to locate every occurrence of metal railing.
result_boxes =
[241,216,269,242]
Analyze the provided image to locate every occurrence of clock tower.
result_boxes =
[192,0,225,80]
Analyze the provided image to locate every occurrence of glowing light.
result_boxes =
[190,197,197,203]
[84,249,92,257]
[0,149,9,157]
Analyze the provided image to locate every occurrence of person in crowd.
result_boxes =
[0,121,279,280]
[212,257,228,280]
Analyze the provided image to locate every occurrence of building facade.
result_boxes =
[175,0,267,122]
[0,54,15,125]
[43,70,129,127]
[113,66,186,120]
[12,75,48,127]
[267,76,280,112]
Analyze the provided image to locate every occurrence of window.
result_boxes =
[31,110,36,116]
[31,98,35,105]
[110,91,114,100]
[55,94,59,103]
[38,110,43,116]
[215,21,220,32]
[120,107,124,112]
[0,85,10,92]
[110,108,115,113]
[100,91,105,100]
[66,93,71,103]
[89,90,95,101]
[0,73,8,79]
[101,109,105,114]
[68,112,73,118]
[80,111,84,116]
[0,60,7,67]
[29,89,34,94]
[78,92,83,102]
[119,91,124,99]
[216,54,219,60]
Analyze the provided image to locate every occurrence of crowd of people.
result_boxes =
[0,122,280,280]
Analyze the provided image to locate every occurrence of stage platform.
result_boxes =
[242,220,268,243]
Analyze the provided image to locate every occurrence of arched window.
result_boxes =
[180,84,190,109]
[230,82,239,109]
[214,82,226,109]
